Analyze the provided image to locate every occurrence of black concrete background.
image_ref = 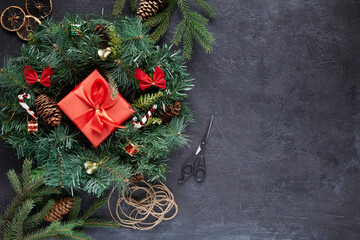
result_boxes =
[1,0,360,239]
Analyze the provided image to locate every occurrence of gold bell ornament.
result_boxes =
[84,156,109,175]
[98,47,112,61]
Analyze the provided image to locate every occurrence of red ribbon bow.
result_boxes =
[134,66,166,91]
[23,65,53,87]
[72,78,125,133]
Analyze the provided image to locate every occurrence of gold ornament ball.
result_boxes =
[98,47,112,61]
[84,161,98,174]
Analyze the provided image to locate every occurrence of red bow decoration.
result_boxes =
[72,78,125,133]
[23,65,54,87]
[134,66,166,91]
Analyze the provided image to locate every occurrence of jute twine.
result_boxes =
[108,181,178,230]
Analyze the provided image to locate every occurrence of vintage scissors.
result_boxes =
[178,115,214,184]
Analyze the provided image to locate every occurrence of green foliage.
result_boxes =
[108,25,122,59]
[113,0,127,15]
[0,15,194,197]
[0,160,117,240]
[145,117,162,126]
[113,0,215,60]
[133,91,164,110]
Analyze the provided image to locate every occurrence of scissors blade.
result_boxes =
[200,115,214,152]
[195,145,201,155]
[204,115,214,142]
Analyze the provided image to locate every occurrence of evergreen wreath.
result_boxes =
[0,15,194,197]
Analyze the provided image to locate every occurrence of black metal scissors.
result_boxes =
[178,115,214,184]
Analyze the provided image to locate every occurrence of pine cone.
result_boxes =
[131,173,144,183]
[35,94,61,126]
[44,197,74,222]
[137,0,166,21]
[158,101,181,124]
[94,24,111,48]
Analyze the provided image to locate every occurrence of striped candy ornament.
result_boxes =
[27,118,38,133]
[18,93,38,133]
[132,104,157,129]
[18,93,37,120]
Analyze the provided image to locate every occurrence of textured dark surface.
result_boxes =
[1,0,360,239]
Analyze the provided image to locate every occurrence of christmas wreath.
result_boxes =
[0,15,194,197]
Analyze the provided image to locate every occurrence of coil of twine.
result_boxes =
[108,181,178,230]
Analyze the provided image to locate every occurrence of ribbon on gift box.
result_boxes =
[72,78,125,133]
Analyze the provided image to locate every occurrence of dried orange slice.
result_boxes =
[17,15,41,41]
[25,0,53,19]
[0,6,26,32]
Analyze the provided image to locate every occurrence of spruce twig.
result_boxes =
[0,161,117,240]
[80,199,108,220]
[113,0,127,15]
[133,92,164,110]
[113,0,215,60]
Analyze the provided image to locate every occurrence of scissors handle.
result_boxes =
[194,154,206,183]
[177,155,196,184]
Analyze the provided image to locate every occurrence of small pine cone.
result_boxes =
[44,197,74,222]
[158,101,181,124]
[94,24,111,48]
[137,0,166,21]
[131,173,144,183]
[35,94,61,126]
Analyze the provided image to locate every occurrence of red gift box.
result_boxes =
[58,70,135,147]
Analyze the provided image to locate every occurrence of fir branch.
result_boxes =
[0,68,31,92]
[114,59,132,74]
[150,16,171,42]
[57,229,93,240]
[2,162,46,230]
[104,71,119,100]
[3,177,44,225]
[130,0,139,12]
[59,153,65,188]
[24,200,56,230]
[108,25,122,59]
[112,0,215,60]
[163,117,191,149]
[80,199,107,220]
[121,34,144,43]
[7,169,22,194]
[10,199,35,239]
[113,0,127,16]
[177,0,191,15]
[21,159,33,189]
[193,0,216,18]
[52,44,76,72]
[145,117,162,126]
[1,162,116,240]
[31,187,61,198]
[133,92,164,110]
[172,20,186,45]
[145,0,176,41]
[23,221,73,240]
[68,197,82,221]
[102,165,127,183]
[82,218,118,228]
[181,24,194,60]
